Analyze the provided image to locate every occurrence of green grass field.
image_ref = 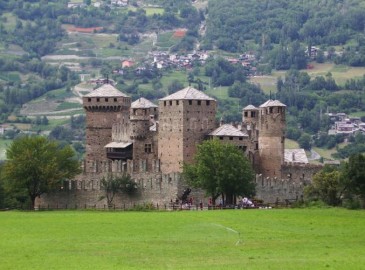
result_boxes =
[0,209,364,269]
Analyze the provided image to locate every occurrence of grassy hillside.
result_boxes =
[251,63,365,93]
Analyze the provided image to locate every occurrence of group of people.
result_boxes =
[240,197,255,208]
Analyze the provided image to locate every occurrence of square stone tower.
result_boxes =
[158,87,217,174]
[83,84,131,172]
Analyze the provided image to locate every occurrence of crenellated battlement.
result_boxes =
[83,158,161,174]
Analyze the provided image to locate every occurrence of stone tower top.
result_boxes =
[131,97,158,109]
[259,99,286,108]
[84,84,129,98]
[160,86,215,101]
[243,104,259,111]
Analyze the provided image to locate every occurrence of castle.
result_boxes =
[37,84,322,208]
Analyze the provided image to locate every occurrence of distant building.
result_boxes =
[122,60,135,68]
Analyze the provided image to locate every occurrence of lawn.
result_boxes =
[285,138,300,149]
[250,75,278,94]
[144,7,164,16]
[0,209,364,269]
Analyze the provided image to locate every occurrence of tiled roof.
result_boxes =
[209,124,248,137]
[131,97,158,109]
[84,84,129,98]
[284,149,308,164]
[160,86,215,101]
[243,105,258,110]
[259,99,286,108]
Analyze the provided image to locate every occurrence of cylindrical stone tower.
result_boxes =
[242,104,259,140]
[258,100,286,178]
[130,97,158,140]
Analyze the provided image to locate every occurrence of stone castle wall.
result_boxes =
[37,161,323,207]
[36,172,183,208]
[254,163,323,203]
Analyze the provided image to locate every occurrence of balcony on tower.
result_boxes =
[105,141,133,160]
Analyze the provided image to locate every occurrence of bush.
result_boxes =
[129,202,156,211]
[342,198,361,210]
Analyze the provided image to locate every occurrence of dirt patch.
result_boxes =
[173,29,187,38]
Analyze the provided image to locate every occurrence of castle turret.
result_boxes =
[130,97,159,163]
[83,84,131,172]
[158,87,217,173]
[258,100,286,177]
[130,98,157,140]
[242,104,259,140]
[242,105,258,125]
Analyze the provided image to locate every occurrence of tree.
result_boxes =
[183,139,255,205]
[304,166,344,206]
[298,133,311,150]
[3,136,80,209]
[168,80,184,94]
[343,153,365,203]
[100,174,137,208]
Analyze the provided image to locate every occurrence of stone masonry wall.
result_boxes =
[182,99,217,166]
[255,163,322,203]
[158,99,185,173]
[36,172,183,208]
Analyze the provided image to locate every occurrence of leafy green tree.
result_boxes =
[298,133,311,150]
[41,116,48,125]
[100,174,137,208]
[3,136,80,209]
[183,139,255,205]
[343,153,365,203]
[305,166,344,206]
[168,80,184,94]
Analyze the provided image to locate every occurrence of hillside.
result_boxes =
[1,0,365,161]
[205,0,365,55]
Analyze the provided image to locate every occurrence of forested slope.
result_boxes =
[205,0,365,67]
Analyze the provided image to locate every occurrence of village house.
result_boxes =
[122,60,135,68]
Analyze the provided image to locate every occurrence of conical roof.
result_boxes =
[84,84,129,98]
[160,86,215,101]
[131,97,158,109]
